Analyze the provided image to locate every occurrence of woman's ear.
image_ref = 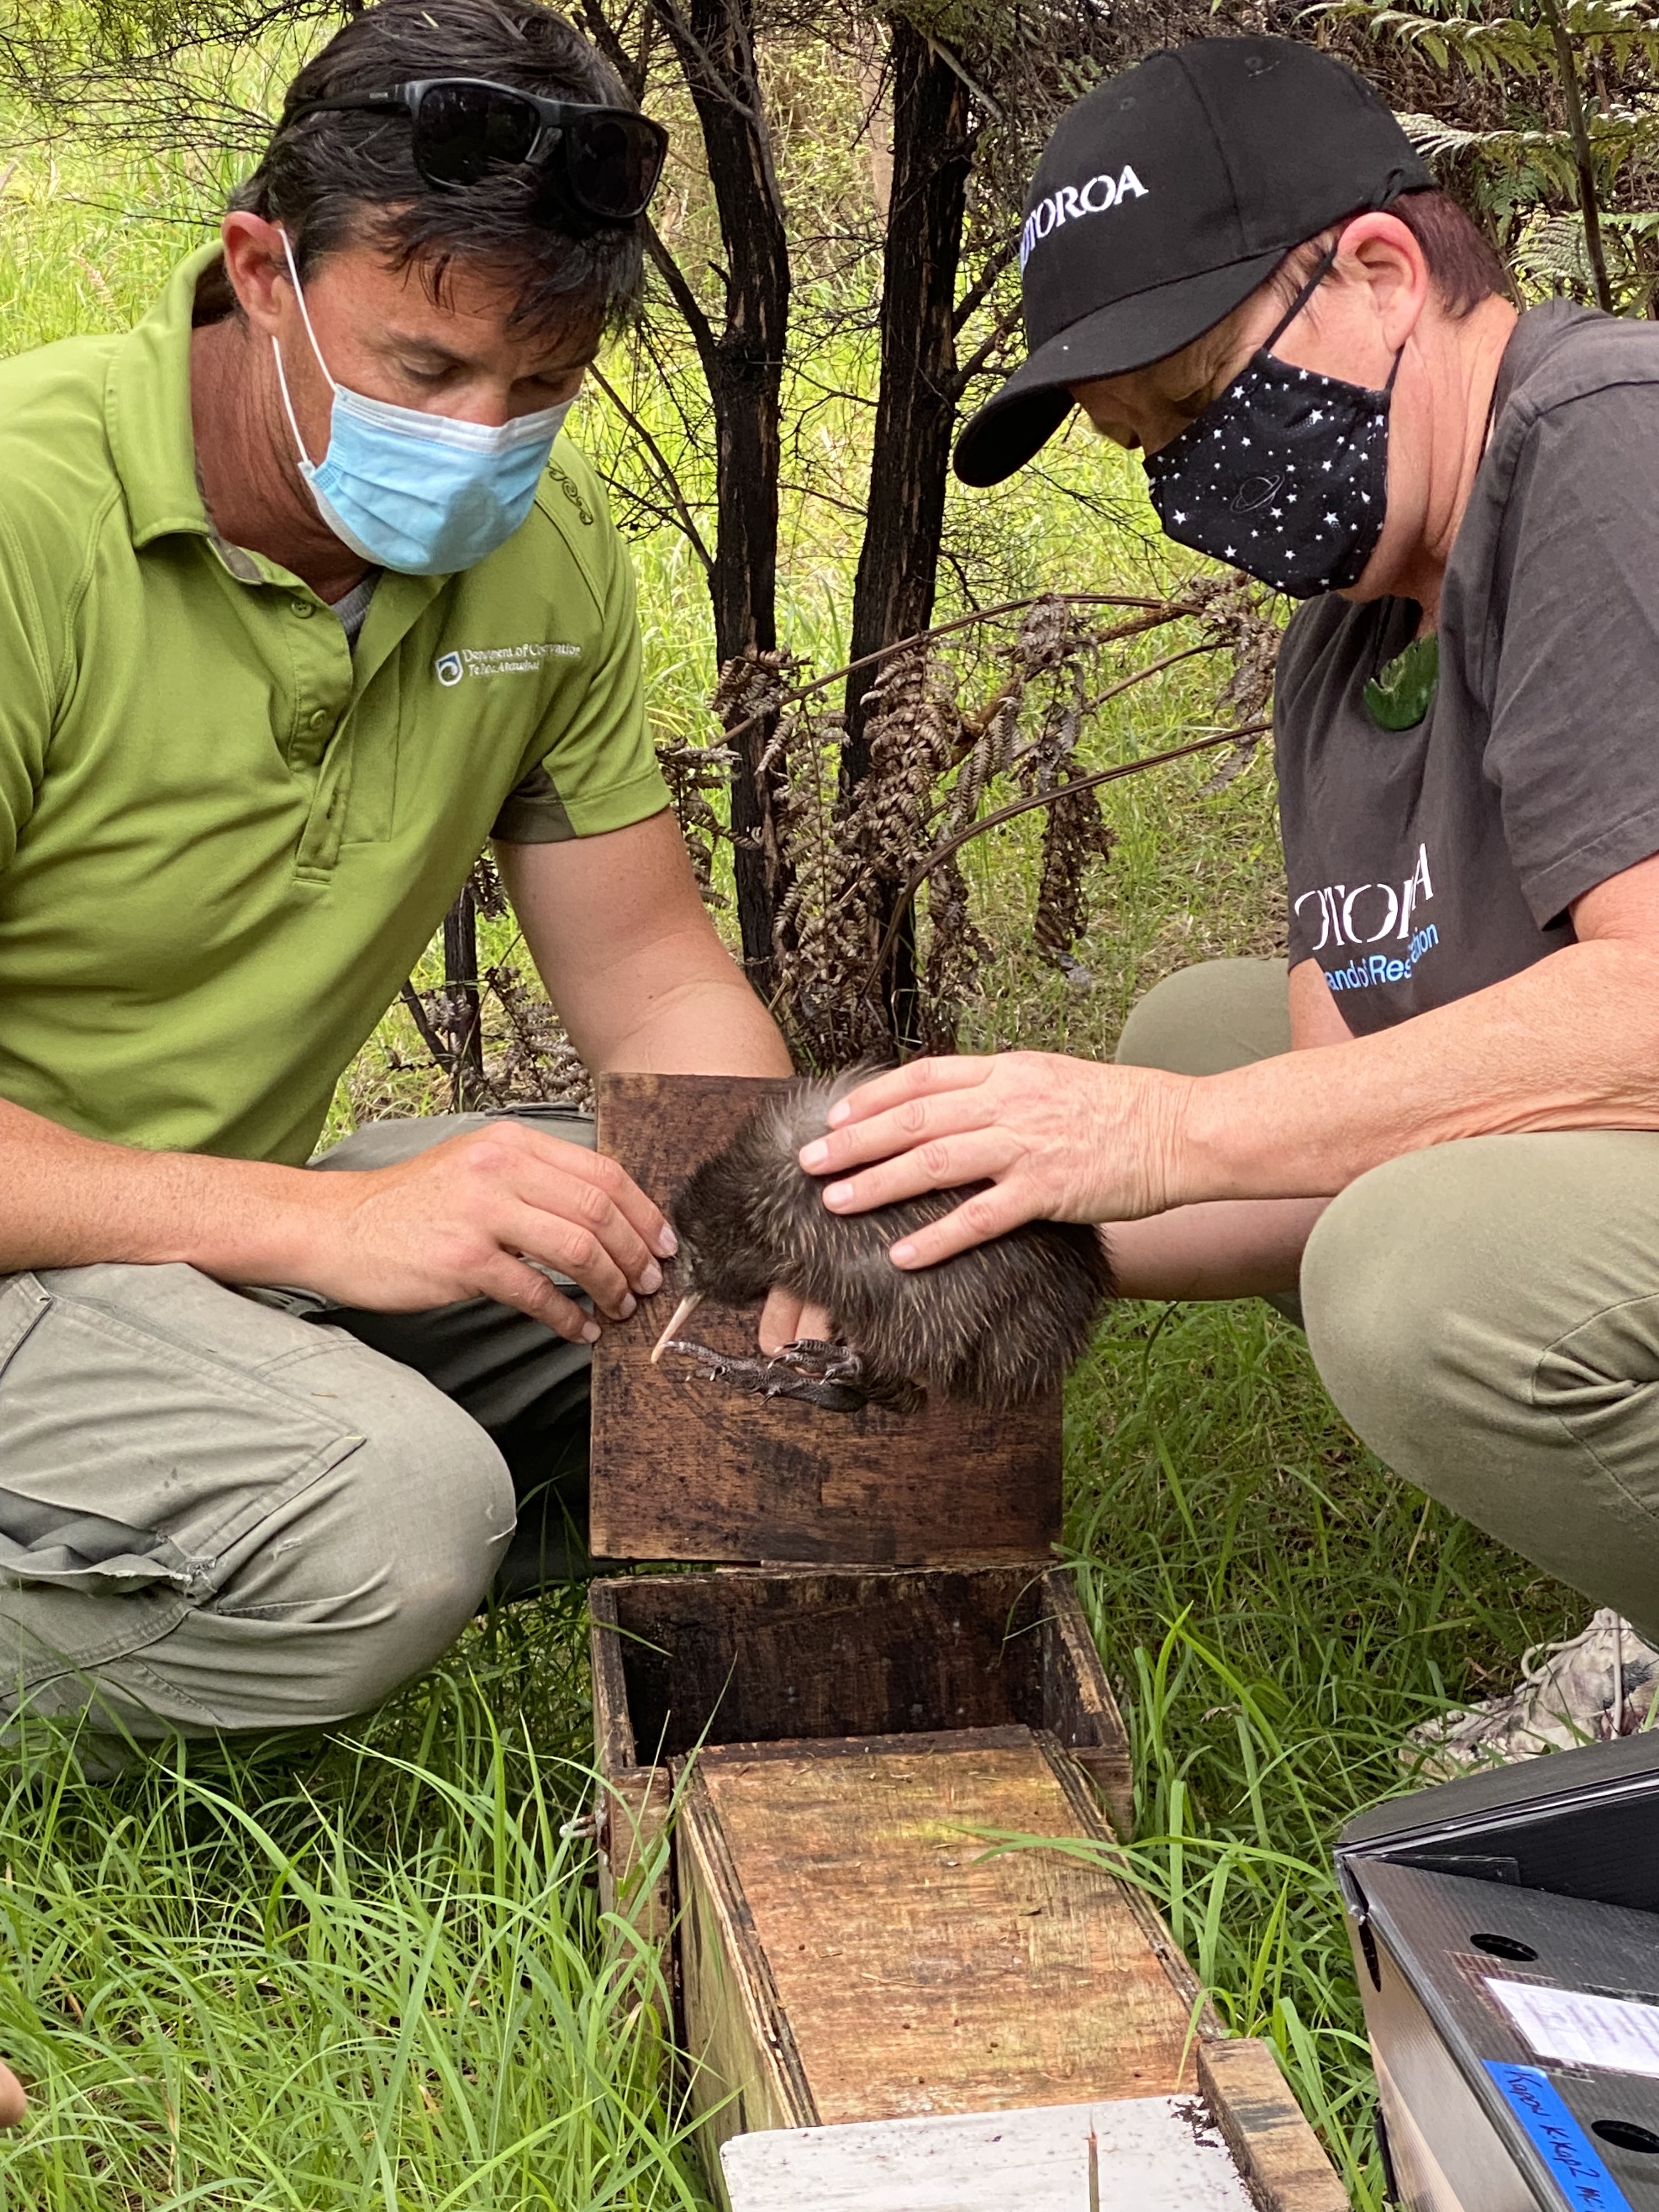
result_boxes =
[1337,209,1431,354]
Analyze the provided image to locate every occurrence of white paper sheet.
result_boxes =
[1488,1976,1659,2079]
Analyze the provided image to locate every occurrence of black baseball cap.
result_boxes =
[953,37,1431,488]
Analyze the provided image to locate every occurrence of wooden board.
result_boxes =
[1198,2039,1352,2212]
[719,2094,1259,2211]
[589,1563,1138,2004]
[677,1754,817,2147]
[590,1073,1062,1564]
[595,1765,674,1954]
[589,1564,1134,1839]
[676,1725,1207,2171]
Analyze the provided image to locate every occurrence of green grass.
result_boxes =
[0,86,1588,2211]
[0,1310,1577,2209]
[1060,1300,1578,2205]
[0,1603,704,2210]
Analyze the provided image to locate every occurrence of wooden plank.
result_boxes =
[1041,1743,1217,2032]
[587,1579,639,1771]
[596,1765,674,1955]
[591,1565,1061,1758]
[1198,2039,1350,2212]
[676,1762,817,2190]
[590,1560,1135,2044]
[1040,1571,1136,1838]
[589,1580,676,1966]
[720,2095,1259,2211]
[682,1725,1200,2125]
[590,1072,1062,1564]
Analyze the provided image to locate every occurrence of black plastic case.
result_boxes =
[1336,1734,1659,2210]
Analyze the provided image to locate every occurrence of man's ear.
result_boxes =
[1336,210,1430,354]
[220,211,293,338]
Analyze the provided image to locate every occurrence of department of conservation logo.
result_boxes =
[433,641,582,686]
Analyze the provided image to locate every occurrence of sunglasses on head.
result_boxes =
[287,77,669,223]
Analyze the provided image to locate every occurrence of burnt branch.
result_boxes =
[588,362,715,577]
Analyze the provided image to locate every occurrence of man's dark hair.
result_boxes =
[1277,187,1514,320]
[229,0,646,346]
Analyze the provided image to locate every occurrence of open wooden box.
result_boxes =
[588,1074,1344,2211]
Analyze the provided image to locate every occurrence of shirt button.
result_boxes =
[290,597,314,618]
[306,708,329,732]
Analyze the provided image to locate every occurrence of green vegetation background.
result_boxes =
[0,112,1580,2212]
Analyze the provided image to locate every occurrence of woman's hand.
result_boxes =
[796,1051,1192,1268]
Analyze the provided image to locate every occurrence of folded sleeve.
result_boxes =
[1483,381,1659,926]
[491,508,670,844]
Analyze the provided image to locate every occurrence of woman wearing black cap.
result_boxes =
[802,35,1659,1769]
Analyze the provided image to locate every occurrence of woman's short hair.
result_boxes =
[1387,187,1514,317]
[1274,186,1513,320]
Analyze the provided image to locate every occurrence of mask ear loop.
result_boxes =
[1262,241,1342,355]
[1262,238,1406,397]
[269,228,338,470]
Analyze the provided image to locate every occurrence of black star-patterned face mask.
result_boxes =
[1143,249,1400,599]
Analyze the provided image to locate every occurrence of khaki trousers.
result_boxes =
[0,1109,593,1749]
[1119,959,1659,1640]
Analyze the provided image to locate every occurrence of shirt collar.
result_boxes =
[104,242,462,639]
[107,240,226,551]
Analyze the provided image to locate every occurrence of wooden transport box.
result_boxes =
[588,1074,1346,2210]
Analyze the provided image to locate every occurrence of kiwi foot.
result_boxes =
[654,1336,874,1413]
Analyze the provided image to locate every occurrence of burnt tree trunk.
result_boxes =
[652,0,792,990]
[841,19,974,1045]
[442,883,484,1110]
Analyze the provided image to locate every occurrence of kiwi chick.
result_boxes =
[652,1073,1114,1412]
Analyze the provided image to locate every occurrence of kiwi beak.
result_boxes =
[650,1290,703,1364]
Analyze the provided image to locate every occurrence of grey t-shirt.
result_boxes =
[1274,300,1659,1035]
[328,568,379,652]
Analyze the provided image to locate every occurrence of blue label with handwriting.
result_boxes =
[1485,2062,1633,2211]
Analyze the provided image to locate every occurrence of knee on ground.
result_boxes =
[210,1352,518,1726]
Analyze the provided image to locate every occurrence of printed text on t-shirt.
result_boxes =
[1293,842,1441,995]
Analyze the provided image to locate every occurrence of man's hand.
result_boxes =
[758,1285,835,1353]
[297,1121,675,1339]
[496,821,837,1348]
[796,1051,1193,1269]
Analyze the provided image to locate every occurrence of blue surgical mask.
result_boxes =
[270,231,573,575]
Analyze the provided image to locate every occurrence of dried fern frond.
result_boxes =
[1034,775,1117,970]
[482,963,594,1113]
[691,590,1282,1063]
[469,850,510,922]
[922,847,992,1054]
[656,733,737,906]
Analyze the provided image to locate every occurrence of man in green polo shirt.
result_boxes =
[0,0,815,1756]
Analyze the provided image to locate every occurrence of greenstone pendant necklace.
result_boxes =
[1364,631,1438,731]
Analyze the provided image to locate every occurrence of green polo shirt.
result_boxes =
[0,244,670,1166]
